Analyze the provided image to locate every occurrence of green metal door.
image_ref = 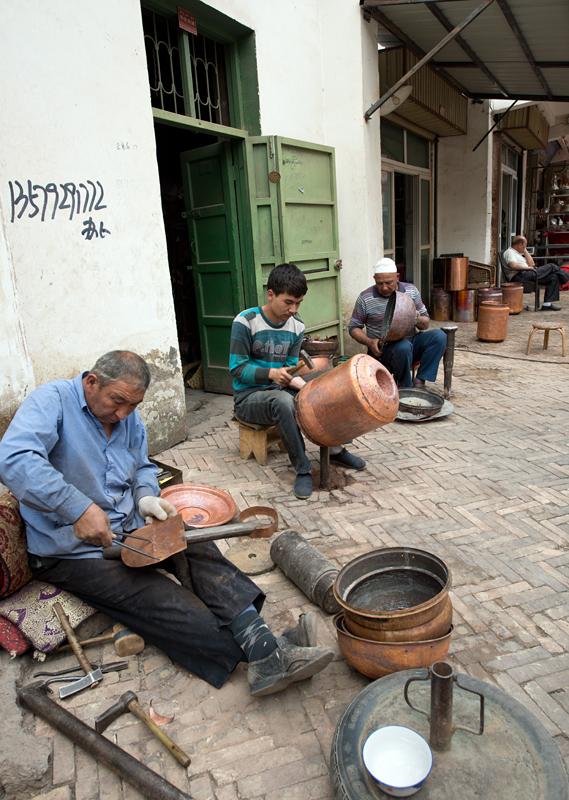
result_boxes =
[181,142,245,393]
[245,136,343,345]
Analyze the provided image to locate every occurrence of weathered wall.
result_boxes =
[204,0,383,353]
[437,101,493,264]
[0,0,186,452]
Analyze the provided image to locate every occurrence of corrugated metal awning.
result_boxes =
[362,0,569,103]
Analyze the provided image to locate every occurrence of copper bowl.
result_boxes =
[161,483,237,527]
[302,339,339,358]
[333,547,451,635]
[398,388,444,419]
[343,594,452,643]
[385,292,417,342]
[335,613,453,679]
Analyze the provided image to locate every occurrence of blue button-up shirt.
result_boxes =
[0,373,159,559]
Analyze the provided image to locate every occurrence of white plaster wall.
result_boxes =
[0,0,186,451]
[437,101,493,264]
[204,0,383,350]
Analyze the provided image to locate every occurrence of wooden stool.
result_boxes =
[233,416,286,465]
[526,322,567,357]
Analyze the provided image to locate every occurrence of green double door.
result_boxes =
[181,136,342,393]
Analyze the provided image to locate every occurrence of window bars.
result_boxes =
[142,8,230,126]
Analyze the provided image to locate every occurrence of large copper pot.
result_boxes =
[431,287,452,321]
[477,301,509,342]
[477,287,503,310]
[443,257,468,292]
[334,614,453,679]
[294,354,398,447]
[500,282,524,314]
[385,291,417,341]
[333,547,451,634]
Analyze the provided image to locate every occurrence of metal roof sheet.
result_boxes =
[366,0,569,101]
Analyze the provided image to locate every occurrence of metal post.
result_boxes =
[429,661,454,751]
[441,324,457,400]
[320,446,330,490]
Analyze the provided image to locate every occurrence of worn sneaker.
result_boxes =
[248,639,334,696]
[542,304,562,311]
[294,473,313,499]
[281,612,318,648]
[329,448,366,470]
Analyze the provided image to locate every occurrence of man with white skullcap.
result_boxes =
[348,258,446,388]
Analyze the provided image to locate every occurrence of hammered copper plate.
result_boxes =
[161,483,237,527]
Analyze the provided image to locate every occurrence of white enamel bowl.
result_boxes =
[362,726,433,797]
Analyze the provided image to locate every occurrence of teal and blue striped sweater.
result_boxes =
[230,306,304,403]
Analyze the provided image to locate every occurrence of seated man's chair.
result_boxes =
[498,250,540,311]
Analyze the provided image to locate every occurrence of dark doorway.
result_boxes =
[153,122,216,375]
[394,172,414,282]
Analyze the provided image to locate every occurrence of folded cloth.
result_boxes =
[0,616,30,656]
[0,491,33,599]
[0,580,96,653]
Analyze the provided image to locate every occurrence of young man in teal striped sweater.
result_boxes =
[230,263,365,499]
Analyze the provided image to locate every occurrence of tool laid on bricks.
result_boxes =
[33,661,129,693]
[117,507,278,568]
[54,622,145,656]
[53,602,104,698]
[95,690,191,768]
[18,682,192,800]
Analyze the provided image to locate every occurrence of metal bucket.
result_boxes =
[501,282,524,314]
[477,301,509,342]
[477,287,503,314]
[431,287,452,321]
[443,257,468,292]
[452,289,476,323]
[294,354,398,447]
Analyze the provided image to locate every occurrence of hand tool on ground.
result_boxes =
[53,602,103,698]
[18,682,192,800]
[120,506,278,568]
[95,690,191,767]
[34,661,128,678]
[54,623,145,656]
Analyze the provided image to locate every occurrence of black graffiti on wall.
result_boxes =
[8,180,107,223]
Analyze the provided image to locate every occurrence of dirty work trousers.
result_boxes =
[512,263,568,303]
[375,329,447,388]
[29,539,264,689]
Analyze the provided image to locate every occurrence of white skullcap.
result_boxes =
[374,257,397,274]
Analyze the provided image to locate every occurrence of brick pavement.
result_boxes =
[6,297,569,799]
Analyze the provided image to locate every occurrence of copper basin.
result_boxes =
[385,291,417,342]
[333,547,452,633]
[343,594,452,642]
[335,614,453,679]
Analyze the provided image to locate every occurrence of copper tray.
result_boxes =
[161,483,237,527]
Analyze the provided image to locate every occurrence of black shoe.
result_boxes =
[294,473,313,499]
[281,612,318,648]
[248,639,333,696]
[541,304,562,311]
[329,448,366,470]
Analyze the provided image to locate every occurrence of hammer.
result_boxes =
[286,348,316,375]
[54,623,145,657]
[95,690,191,768]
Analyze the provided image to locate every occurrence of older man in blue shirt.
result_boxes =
[0,350,332,695]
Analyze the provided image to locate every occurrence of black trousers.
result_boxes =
[513,263,568,303]
[29,540,264,689]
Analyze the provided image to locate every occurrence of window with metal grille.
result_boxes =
[142,8,231,126]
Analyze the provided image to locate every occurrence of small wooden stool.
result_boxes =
[233,416,286,465]
[526,322,566,357]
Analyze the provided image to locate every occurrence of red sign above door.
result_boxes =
[178,8,197,35]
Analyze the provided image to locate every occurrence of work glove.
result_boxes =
[138,496,178,525]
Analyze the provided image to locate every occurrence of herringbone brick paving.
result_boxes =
[6,301,569,798]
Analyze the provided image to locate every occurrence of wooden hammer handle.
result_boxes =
[127,698,191,768]
[54,602,93,675]
[285,360,306,375]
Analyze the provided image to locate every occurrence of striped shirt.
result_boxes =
[348,282,428,340]
[230,307,304,403]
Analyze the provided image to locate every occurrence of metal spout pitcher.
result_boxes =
[404,661,484,752]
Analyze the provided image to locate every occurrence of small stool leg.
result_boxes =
[252,432,269,466]
[320,446,330,490]
[526,329,536,355]
[543,330,550,350]
[561,328,567,357]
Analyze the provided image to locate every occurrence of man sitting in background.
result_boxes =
[503,235,567,311]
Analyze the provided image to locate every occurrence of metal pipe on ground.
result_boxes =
[18,682,193,800]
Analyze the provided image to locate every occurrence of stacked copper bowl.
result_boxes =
[333,547,453,679]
